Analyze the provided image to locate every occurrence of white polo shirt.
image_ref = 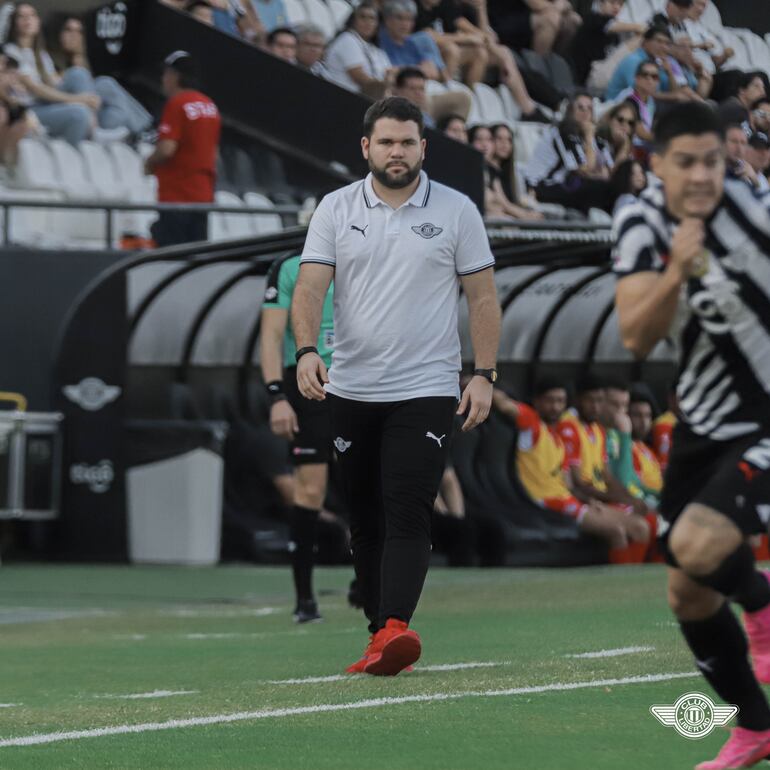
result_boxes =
[301,170,494,402]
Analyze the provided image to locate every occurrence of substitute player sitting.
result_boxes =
[614,102,770,769]
[260,253,335,623]
[492,379,649,556]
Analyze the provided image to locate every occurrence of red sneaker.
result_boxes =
[695,726,770,769]
[744,571,770,684]
[363,619,421,676]
[345,635,375,674]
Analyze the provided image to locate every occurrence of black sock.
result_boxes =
[289,505,319,602]
[679,603,770,731]
[692,543,770,612]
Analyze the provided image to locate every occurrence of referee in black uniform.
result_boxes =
[615,103,770,769]
[292,97,501,676]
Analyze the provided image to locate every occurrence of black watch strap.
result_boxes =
[474,368,498,383]
[295,346,318,363]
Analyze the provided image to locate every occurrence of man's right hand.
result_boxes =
[269,399,299,440]
[669,218,705,279]
[297,352,329,401]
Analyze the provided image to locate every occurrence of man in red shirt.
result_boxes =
[145,51,221,247]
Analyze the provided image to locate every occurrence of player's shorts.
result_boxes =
[660,424,770,546]
[541,496,589,524]
[283,366,332,466]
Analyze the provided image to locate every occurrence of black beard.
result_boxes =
[369,160,421,189]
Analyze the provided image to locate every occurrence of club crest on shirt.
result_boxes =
[334,437,352,453]
[411,223,443,239]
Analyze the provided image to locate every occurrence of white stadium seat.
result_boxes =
[14,138,61,192]
[302,0,336,40]
[497,85,522,123]
[107,142,158,241]
[210,190,256,242]
[79,141,129,200]
[327,0,352,31]
[243,191,283,235]
[474,83,508,125]
[283,0,309,27]
[512,121,550,166]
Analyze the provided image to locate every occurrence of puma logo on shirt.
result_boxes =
[350,224,368,238]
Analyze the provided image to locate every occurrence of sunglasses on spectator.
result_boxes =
[754,109,770,119]
[639,71,660,80]
[614,116,636,127]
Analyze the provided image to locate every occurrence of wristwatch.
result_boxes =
[473,368,498,383]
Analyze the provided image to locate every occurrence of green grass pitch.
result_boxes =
[0,564,749,769]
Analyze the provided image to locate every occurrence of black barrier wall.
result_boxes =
[0,249,125,410]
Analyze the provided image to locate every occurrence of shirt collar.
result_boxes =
[362,170,431,209]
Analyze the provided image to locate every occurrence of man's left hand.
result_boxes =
[457,375,493,432]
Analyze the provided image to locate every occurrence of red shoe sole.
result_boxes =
[363,633,421,676]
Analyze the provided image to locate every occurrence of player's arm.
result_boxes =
[259,306,299,440]
[293,263,333,400]
[491,388,519,422]
[602,467,647,513]
[144,139,178,173]
[615,218,703,359]
[459,267,501,431]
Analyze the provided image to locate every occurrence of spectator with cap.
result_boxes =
[295,25,327,75]
[718,72,767,131]
[322,1,394,98]
[724,123,767,192]
[392,66,471,127]
[379,0,448,83]
[145,51,221,247]
[268,27,298,64]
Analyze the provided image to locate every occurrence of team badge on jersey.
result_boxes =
[411,223,443,239]
[264,286,278,301]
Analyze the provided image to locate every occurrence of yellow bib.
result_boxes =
[516,422,570,502]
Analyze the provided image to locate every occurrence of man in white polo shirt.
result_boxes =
[292,97,500,676]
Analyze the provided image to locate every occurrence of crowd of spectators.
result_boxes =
[173,0,770,221]
[0,2,152,157]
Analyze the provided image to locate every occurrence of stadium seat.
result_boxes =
[13,138,61,192]
[716,28,751,71]
[0,186,66,248]
[497,85,522,123]
[283,0,309,27]
[327,0,351,31]
[732,29,770,73]
[48,139,93,198]
[700,0,723,33]
[79,141,129,200]
[473,83,508,125]
[243,191,283,235]
[210,190,255,241]
[107,142,158,241]
[301,0,337,40]
[512,121,549,166]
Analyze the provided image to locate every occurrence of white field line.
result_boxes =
[166,607,280,618]
[0,671,697,749]
[269,661,510,684]
[0,704,19,709]
[566,646,655,659]
[94,690,198,701]
[182,628,359,641]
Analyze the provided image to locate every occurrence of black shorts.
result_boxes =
[660,424,770,540]
[284,366,332,466]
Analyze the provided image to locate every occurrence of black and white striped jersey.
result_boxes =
[613,179,770,441]
[524,126,614,188]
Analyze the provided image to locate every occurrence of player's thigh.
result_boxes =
[669,503,743,575]
[327,394,383,525]
[380,397,457,521]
